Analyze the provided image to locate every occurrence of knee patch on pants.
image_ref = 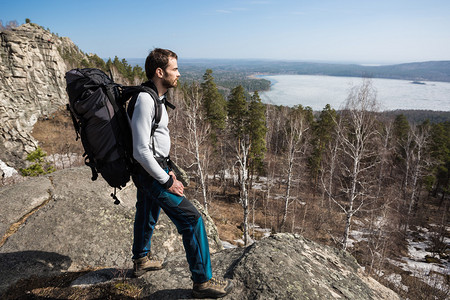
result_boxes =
[178,197,201,224]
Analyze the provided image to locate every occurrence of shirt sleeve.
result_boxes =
[131,92,171,185]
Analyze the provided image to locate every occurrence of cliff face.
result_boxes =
[0,23,80,168]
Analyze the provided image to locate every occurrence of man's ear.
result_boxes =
[155,67,164,78]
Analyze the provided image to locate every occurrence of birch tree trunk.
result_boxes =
[408,124,430,215]
[182,83,210,211]
[236,137,251,245]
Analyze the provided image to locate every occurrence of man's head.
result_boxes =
[145,48,180,90]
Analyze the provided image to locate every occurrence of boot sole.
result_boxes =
[192,290,227,298]
[192,281,233,298]
[133,265,164,277]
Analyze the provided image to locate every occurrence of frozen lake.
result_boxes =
[259,75,450,111]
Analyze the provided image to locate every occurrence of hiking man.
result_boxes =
[129,48,233,298]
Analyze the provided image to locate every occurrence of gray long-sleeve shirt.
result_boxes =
[131,92,171,185]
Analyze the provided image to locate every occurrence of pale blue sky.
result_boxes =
[1,0,450,64]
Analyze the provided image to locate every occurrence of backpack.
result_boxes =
[65,68,162,203]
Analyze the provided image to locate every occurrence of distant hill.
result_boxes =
[124,58,450,93]
[173,59,450,83]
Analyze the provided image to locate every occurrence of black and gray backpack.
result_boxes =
[65,68,162,203]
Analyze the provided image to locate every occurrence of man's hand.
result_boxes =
[168,172,184,196]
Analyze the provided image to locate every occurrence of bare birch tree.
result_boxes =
[375,119,394,201]
[407,123,431,215]
[327,79,381,250]
[181,82,211,212]
[280,105,311,231]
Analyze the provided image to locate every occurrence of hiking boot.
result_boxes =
[192,277,234,298]
[132,253,164,277]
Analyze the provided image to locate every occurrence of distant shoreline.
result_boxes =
[123,58,450,83]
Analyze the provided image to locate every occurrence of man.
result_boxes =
[129,48,233,298]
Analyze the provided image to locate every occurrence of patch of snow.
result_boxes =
[0,159,18,177]
[385,273,409,292]
[251,225,271,238]
[221,240,237,249]
[416,226,429,233]
[233,239,245,246]
[234,235,255,246]
[350,230,369,243]
[350,219,449,293]
[346,237,356,248]
[387,228,450,293]
[374,216,389,229]
[252,183,264,190]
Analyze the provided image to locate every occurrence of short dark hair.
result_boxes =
[145,48,178,80]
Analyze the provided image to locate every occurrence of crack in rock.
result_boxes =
[0,177,54,248]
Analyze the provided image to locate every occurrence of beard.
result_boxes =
[162,77,178,89]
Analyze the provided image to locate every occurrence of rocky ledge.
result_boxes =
[0,167,398,299]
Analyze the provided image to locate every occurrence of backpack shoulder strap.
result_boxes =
[127,87,161,137]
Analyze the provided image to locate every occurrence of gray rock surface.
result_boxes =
[0,167,222,294]
[0,23,75,168]
[70,234,399,300]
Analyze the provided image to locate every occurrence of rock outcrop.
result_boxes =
[0,167,222,295]
[0,167,399,299]
[134,234,399,299]
[0,23,78,168]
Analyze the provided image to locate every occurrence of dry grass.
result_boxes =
[31,106,85,171]
[2,268,143,300]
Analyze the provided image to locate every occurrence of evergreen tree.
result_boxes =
[429,122,450,201]
[201,69,227,137]
[248,91,267,174]
[106,58,113,71]
[20,147,55,176]
[227,85,248,139]
[308,104,336,189]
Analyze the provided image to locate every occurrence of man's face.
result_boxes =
[162,57,180,89]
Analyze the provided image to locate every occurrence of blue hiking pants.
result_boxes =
[131,172,212,283]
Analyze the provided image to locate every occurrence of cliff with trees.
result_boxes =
[0,21,146,170]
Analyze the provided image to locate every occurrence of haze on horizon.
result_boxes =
[1,0,450,65]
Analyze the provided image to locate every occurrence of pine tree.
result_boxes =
[248,91,267,174]
[228,85,248,138]
[308,104,336,192]
[201,69,227,139]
